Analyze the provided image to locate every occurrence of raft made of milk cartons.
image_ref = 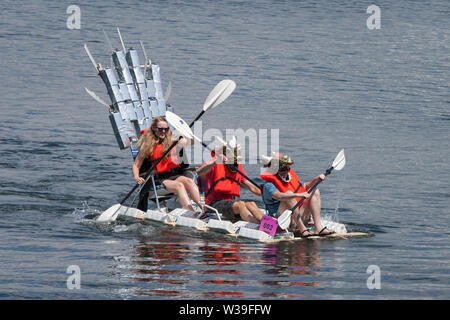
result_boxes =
[85,29,366,242]
[111,203,362,243]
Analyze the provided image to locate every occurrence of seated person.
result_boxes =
[260,152,335,237]
[197,136,262,223]
[132,116,202,212]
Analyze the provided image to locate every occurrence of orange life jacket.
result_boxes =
[260,169,306,203]
[150,143,180,174]
[205,163,243,199]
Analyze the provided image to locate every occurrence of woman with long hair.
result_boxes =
[132,116,202,212]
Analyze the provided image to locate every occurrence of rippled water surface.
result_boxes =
[0,0,449,299]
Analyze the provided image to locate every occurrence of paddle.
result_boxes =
[189,80,236,126]
[278,149,346,227]
[277,209,292,231]
[96,80,236,223]
[169,114,262,190]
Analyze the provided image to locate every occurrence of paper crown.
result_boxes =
[261,152,294,168]
[215,136,243,162]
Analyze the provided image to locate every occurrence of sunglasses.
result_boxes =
[279,166,290,172]
[155,127,170,132]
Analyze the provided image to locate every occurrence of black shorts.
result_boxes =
[137,168,194,212]
[156,168,195,188]
[209,199,238,222]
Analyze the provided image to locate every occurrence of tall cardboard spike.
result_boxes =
[88,33,174,151]
[112,50,145,126]
[152,64,166,116]
[117,27,126,53]
[127,49,151,129]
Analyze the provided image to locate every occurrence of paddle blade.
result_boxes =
[202,79,236,111]
[332,149,346,171]
[96,204,121,223]
[165,111,194,139]
[277,210,292,230]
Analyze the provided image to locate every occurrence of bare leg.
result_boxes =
[176,176,202,208]
[301,188,334,235]
[277,194,313,236]
[232,201,259,224]
[244,201,264,222]
[162,180,195,211]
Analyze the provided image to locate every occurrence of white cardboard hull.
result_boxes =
[111,205,366,242]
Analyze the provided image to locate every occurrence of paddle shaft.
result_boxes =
[189,110,205,127]
[290,166,334,212]
[119,137,181,205]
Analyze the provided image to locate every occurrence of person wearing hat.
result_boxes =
[260,152,335,237]
[196,136,263,223]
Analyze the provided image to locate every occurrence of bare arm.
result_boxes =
[304,174,326,191]
[132,152,145,184]
[242,179,261,196]
[196,154,227,177]
[196,159,217,177]
[271,191,310,201]
[173,135,194,147]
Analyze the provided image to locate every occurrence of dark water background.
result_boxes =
[0,0,449,299]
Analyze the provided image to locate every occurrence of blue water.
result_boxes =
[0,0,449,299]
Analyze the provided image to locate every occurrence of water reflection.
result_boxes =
[261,241,321,295]
[116,234,324,298]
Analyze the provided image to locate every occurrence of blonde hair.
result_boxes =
[137,117,173,159]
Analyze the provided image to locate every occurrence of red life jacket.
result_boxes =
[205,163,243,200]
[150,143,180,174]
[260,169,306,203]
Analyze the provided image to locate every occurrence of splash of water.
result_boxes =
[72,201,101,222]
